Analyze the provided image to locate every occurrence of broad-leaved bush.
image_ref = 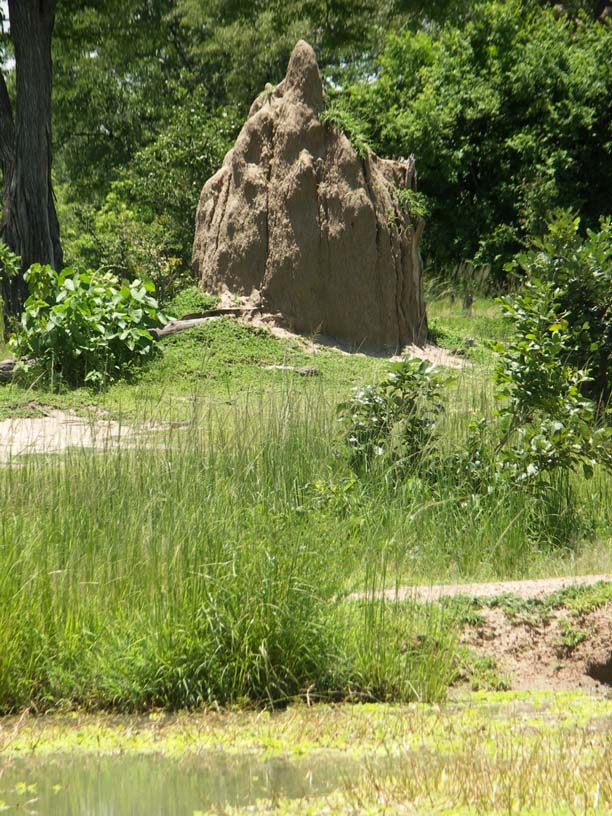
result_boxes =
[505,211,612,406]
[491,212,612,483]
[10,265,167,388]
[338,359,446,474]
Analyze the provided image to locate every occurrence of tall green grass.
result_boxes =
[1,363,611,712]
[0,391,458,712]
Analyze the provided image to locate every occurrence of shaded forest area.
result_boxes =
[0,0,611,305]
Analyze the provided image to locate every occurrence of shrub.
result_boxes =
[0,242,22,338]
[58,99,240,303]
[505,211,612,406]
[10,264,167,388]
[337,358,446,474]
[492,228,612,483]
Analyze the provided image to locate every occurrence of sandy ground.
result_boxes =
[0,408,147,461]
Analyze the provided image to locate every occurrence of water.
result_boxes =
[0,751,360,814]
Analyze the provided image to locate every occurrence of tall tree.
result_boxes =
[0,0,62,317]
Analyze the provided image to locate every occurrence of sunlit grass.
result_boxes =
[1,299,612,711]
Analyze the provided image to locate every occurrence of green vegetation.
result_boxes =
[491,579,612,623]
[2,295,612,711]
[319,103,371,160]
[0,395,461,712]
[350,0,612,280]
[3,692,612,814]
[504,211,612,405]
[396,186,430,219]
[10,265,166,388]
[1,0,612,775]
[337,359,446,473]
[36,0,610,292]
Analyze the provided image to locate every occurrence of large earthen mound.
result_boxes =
[192,40,427,351]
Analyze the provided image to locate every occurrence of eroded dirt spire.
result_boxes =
[192,40,427,351]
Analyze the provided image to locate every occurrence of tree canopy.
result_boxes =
[349,0,612,278]
[2,0,611,307]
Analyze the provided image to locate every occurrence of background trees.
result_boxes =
[349,0,612,281]
[2,0,611,314]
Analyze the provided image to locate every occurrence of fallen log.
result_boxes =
[0,309,258,381]
[150,307,258,340]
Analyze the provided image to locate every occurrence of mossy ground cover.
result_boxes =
[2,691,612,814]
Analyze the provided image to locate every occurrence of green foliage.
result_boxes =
[165,285,219,318]
[319,103,371,160]
[506,211,612,405]
[53,0,183,203]
[60,99,239,301]
[0,242,21,340]
[52,0,612,297]
[10,265,166,388]
[337,359,446,473]
[339,218,612,550]
[350,0,612,279]
[174,0,413,108]
[61,193,194,305]
[492,214,612,483]
[52,0,420,206]
[0,242,21,281]
[396,187,429,219]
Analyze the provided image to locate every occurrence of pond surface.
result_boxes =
[0,751,360,814]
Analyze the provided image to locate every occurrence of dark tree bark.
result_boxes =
[0,0,63,319]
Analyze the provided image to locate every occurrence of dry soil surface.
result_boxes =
[0,408,155,461]
[367,575,612,694]
[461,602,612,693]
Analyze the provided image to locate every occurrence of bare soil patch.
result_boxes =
[0,408,153,460]
[352,576,612,692]
[461,603,612,693]
[370,575,612,693]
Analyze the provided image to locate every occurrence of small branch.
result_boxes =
[150,307,258,339]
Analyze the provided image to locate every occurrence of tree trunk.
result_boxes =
[0,0,62,319]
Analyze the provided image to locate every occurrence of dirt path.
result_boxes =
[0,408,168,461]
[360,573,612,603]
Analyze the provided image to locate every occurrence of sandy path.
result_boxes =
[0,409,139,460]
[350,573,612,603]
